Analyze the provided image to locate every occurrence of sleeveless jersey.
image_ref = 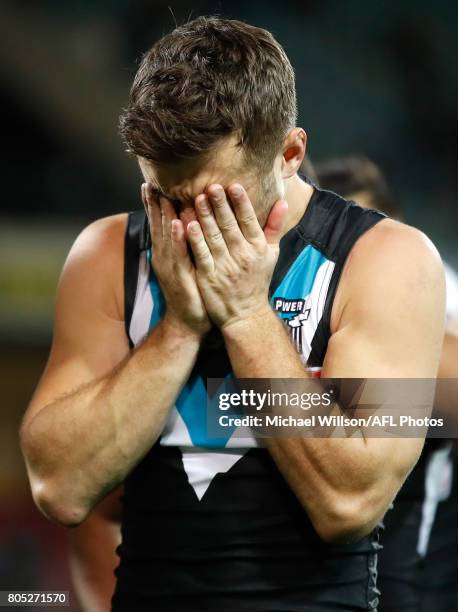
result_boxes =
[112,183,385,612]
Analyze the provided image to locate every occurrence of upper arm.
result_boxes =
[24,214,130,424]
[321,220,446,479]
[323,219,446,379]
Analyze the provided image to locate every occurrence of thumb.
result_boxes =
[263,200,288,245]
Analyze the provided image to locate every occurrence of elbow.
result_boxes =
[312,495,380,545]
[30,479,89,528]
[20,427,88,528]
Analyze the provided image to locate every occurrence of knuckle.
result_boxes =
[226,268,240,283]
[199,207,212,218]
[238,252,253,270]
[241,213,257,225]
[253,237,267,252]
[221,220,238,233]
[212,195,226,208]
[197,246,212,261]
[208,230,223,244]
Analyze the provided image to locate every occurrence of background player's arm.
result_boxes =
[222,220,446,542]
[433,315,458,427]
[438,323,458,379]
[68,486,122,612]
[20,214,202,526]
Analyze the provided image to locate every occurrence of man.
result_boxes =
[316,154,458,611]
[20,18,445,612]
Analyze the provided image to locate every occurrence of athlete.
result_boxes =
[20,18,445,612]
[316,154,458,611]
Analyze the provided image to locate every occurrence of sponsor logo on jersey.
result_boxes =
[273,297,310,353]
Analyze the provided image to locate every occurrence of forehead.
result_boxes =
[138,137,256,202]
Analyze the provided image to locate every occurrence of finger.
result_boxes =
[144,183,161,247]
[206,184,243,245]
[159,194,177,244]
[187,221,214,274]
[170,219,189,260]
[195,194,230,258]
[263,199,289,245]
[227,183,264,243]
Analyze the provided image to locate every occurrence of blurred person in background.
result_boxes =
[66,490,121,612]
[316,154,458,612]
[20,17,445,612]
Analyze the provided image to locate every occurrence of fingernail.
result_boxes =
[188,222,200,234]
[210,185,223,198]
[145,184,155,202]
[230,184,242,197]
[198,196,210,213]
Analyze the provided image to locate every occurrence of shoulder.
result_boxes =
[58,213,129,322]
[353,218,443,258]
[331,219,445,332]
[68,213,128,260]
[347,218,443,278]
[348,219,444,284]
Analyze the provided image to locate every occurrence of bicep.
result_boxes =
[26,215,130,421]
[323,222,445,379]
[321,222,446,478]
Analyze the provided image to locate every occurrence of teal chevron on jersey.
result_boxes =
[147,244,329,448]
[270,244,329,316]
[174,374,238,447]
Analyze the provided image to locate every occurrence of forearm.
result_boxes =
[222,308,407,541]
[432,332,458,428]
[21,316,200,524]
[437,332,458,378]
[68,517,120,612]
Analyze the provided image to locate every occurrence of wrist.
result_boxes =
[161,312,206,343]
[220,304,275,337]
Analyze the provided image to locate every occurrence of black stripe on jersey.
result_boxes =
[307,194,385,366]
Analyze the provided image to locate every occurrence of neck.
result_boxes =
[281,173,314,237]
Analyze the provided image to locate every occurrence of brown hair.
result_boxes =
[119,16,297,172]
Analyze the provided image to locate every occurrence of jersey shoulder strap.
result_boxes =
[301,187,386,365]
[124,210,150,347]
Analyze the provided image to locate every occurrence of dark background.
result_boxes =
[1,0,457,607]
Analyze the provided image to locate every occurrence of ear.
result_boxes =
[281,128,307,179]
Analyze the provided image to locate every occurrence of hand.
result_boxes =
[143,183,211,337]
[185,183,288,329]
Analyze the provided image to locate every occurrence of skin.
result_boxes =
[349,188,458,421]
[180,181,445,543]
[21,130,445,609]
[67,487,122,612]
